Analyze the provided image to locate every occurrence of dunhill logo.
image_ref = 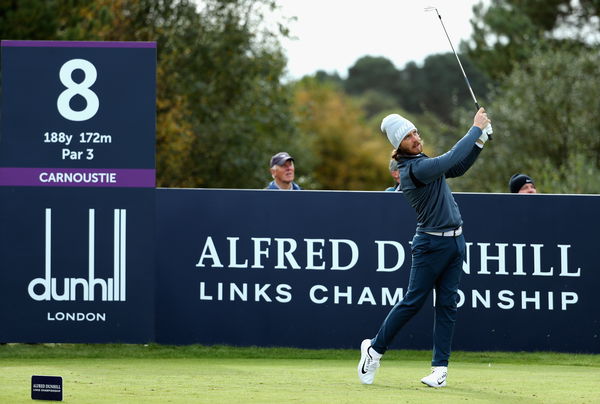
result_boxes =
[27,208,126,301]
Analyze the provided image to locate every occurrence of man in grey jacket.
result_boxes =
[358,108,491,388]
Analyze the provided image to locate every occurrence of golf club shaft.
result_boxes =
[427,7,492,138]
[435,12,479,108]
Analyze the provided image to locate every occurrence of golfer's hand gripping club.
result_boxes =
[475,102,493,140]
[474,107,492,146]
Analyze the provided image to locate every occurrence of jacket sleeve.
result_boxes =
[411,126,482,184]
[445,145,482,178]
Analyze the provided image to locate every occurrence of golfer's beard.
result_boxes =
[400,142,421,155]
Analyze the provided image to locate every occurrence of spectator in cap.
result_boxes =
[509,173,537,194]
[385,159,401,191]
[265,152,302,190]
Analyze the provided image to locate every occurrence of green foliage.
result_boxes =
[107,0,299,188]
[344,56,401,97]
[467,0,600,80]
[355,90,398,119]
[292,78,390,190]
[416,53,490,123]
[0,0,87,40]
[345,54,491,124]
[312,70,344,87]
[451,48,600,194]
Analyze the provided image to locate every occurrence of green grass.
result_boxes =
[1,344,599,403]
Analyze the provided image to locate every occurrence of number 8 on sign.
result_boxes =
[57,59,99,121]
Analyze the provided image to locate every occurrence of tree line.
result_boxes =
[1,0,599,193]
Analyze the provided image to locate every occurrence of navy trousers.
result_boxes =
[371,232,465,366]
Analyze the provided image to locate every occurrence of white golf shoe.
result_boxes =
[421,366,447,388]
[357,339,382,384]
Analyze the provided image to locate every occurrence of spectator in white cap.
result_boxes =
[358,108,491,389]
[265,152,301,190]
[385,159,401,191]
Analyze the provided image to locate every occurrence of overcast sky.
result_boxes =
[272,0,488,80]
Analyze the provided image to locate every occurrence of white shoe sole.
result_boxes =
[421,380,446,388]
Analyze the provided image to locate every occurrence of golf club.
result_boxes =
[425,6,493,138]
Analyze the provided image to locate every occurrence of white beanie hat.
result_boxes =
[380,114,416,148]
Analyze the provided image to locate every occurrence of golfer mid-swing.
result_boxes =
[358,108,491,388]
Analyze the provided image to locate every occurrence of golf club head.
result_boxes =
[424,6,439,15]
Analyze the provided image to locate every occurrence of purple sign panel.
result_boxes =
[0,40,156,187]
[0,167,156,187]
